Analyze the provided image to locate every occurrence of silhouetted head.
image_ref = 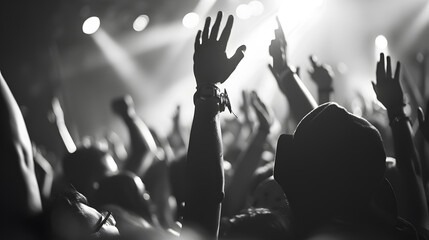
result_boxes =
[274,103,386,225]
[62,146,118,199]
[220,208,290,240]
[48,188,120,240]
[93,171,155,224]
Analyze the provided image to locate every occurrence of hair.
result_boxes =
[220,208,290,240]
[62,146,117,198]
[93,171,155,223]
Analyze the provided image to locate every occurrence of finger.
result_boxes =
[275,29,285,45]
[202,17,211,42]
[250,91,264,116]
[377,54,385,82]
[371,81,378,95]
[228,45,246,71]
[309,55,318,68]
[296,67,300,77]
[254,93,268,113]
[418,107,425,126]
[275,16,286,41]
[394,61,401,81]
[194,30,201,49]
[210,11,222,40]
[380,53,385,73]
[219,15,234,50]
[386,56,392,78]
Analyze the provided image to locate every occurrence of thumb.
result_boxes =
[418,107,425,127]
[228,45,246,71]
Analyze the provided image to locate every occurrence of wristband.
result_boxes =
[194,85,235,115]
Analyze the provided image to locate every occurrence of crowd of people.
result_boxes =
[2,10,429,240]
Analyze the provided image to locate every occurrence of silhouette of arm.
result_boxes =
[111,95,157,176]
[0,71,42,223]
[308,55,334,104]
[269,17,317,122]
[167,105,187,154]
[51,97,77,153]
[182,11,245,240]
[223,91,273,216]
[372,53,429,229]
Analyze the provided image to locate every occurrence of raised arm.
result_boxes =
[182,11,245,239]
[268,17,317,122]
[167,105,186,154]
[51,97,77,154]
[223,91,274,216]
[372,53,429,229]
[308,55,334,104]
[111,95,158,176]
[0,72,41,224]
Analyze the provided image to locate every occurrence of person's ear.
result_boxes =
[274,134,293,182]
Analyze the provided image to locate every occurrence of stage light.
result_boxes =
[182,12,200,29]
[236,4,251,19]
[133,15,149,32]
[82,16,100,35]
[375,35,388,49]
[249,1,264,16]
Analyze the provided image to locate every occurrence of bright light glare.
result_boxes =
[182,12,200,28]
[236,4,252,19]
[82,16,100,35]
[133,15,149,32]
[312,0,325,8]
[249,1,264,16]
[375,35,388,49]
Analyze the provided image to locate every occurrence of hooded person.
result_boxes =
[274,102,416,239]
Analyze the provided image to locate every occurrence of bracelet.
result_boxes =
[193,85,235,116]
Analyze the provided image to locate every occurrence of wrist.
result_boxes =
[194,85,233,114]
[387,105,409,124]
[318,87,333,93]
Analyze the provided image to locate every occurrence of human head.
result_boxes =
[48,188,120,240]
[62,146,118,199]
[274,103,386,224]
[93,171,155,224]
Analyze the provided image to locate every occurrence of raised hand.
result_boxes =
[372,53,404,111]
[239,90,253,128]
[111,95,135,117]
[193,11,246,86]
[269,17,290,78]
[250,91,274,132]
[418,105,429,142]
[308,55,334,91]
[172,105,181,127]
